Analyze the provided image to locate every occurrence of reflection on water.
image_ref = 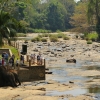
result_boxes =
[47,63,87,84]
[88,86,100,93]
[46,59,100,97]
[83,65,100,70]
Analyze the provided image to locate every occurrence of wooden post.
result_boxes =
[17,43,19,49]
[44,59,45,66]
[27,55,29,62]
[29,59,31,67]
[16,43,17,48]
[14,42,16,47]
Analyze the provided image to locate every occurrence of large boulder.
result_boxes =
[66,59,76,63]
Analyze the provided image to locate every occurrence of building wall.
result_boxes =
[0,49,12,56]
[18,65,45,82]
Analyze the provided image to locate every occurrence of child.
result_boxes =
[16,58,19,67]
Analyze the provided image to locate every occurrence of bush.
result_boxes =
[31,37,41,42]
[35,37,41,41]
[85,32,98,41]
[58,33,66,38]
[31,38,36,42]
[63,36,70,40]
[32,29,52,33]
[41,38,47,42]
[17,33,26,37]
[24,40,28,43]
[43,33,49,37]
[27,28,34,33]
[57,33,65,38]
[56,30,61,33]
[87,40,92,44]
[38,34,43,38]
[50,36,58,42]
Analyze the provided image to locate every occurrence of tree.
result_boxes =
[0,10,19,46]
[87,0,100,38]
[45,2,67,31]
[0,0,24,45]
[70,1,90,32]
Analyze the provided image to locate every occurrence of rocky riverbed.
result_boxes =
[0,32,100,100]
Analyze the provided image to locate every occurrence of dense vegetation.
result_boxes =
[0,0,100,45]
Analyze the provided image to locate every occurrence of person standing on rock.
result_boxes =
[1,57,4,66]
[32,53,36,64]
[20,55,23,65]
[4,52,9,64]
[37,54,41,65]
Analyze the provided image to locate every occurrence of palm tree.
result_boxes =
[0,10,18,46]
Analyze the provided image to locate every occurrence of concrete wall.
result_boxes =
[18,65,45,82]
[0,48,12,56]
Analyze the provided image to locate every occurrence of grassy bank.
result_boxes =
[0,45,19,59]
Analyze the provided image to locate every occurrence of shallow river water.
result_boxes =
[19,40,100,99]
[45,59,100,100]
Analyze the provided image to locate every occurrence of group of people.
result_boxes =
[0,52,24,68]
[0,52,15,67]
[0,51,44,68]
[30,53,44,65]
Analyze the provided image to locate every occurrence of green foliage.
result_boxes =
[24,40,28,43]
[49,35,58,42]
[85,32,98,41]
[44,33,49,37]
[0,44,19,59]
[87,0,100,38]
[31,38,36,42]
[0,10,18,46]
[38,34,43,38]
[63,36,70,40]
[34,37,41,41]
[87,40,92,44]
[41,33,49,37]
[32,29,51,33]
[57,33,66,38]
[70,1,89,33]
[31,37,41,42]
[41,38,47,42]
[46,2,67,31]
[0,0,77,33]
[17,33,26,37]
[56,30,62,33]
